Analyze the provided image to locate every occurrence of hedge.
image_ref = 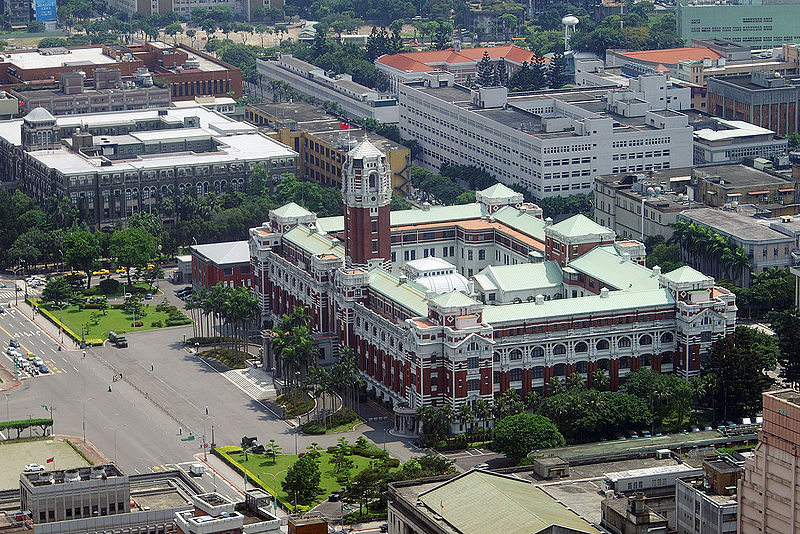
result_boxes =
[0,418,53,430]
[187,336,235,345]
[30,299,104,346]
[213,446,311,513]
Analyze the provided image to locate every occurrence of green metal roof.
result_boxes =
[430,290,480,309]
[549,214,612,237]
[477,261,562,292]
[317,215,344,233]
[418,470,600,534]
[282,226,344,257]
[271,202,314,218]
[492,206,546,241]
[390,203,486,227]
[568,246,660,291]
[661,265,711,284]
[479,182,520,199]
[368,268,428,316]
[482,288,675,325]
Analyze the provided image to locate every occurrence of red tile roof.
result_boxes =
[377,45,545,73]
[620,47,722,66]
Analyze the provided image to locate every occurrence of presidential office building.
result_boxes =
[250,138,737,432]
[0,105,297,227]
[397,72,693,199]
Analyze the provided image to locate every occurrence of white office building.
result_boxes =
[398,72,693,198]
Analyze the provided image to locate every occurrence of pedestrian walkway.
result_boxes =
[14,300,75,351]
[222,367,276,400]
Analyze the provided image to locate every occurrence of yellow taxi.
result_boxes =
[116,267,128,274]
[93,269,110,276]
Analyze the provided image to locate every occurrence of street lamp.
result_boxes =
[104,425,127,464]
[258,469,287,515]
[4,393,9,423]
[82,398,94,443]
[41,403,54,435]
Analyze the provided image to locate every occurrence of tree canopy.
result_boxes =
[492,412,565,459]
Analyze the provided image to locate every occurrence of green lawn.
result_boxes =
[220,447,389,509]
[40,303,181,340]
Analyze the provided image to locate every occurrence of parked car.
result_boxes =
[124,293,132,299]
[9,339,19,348]
[145,293,153,300]
[108,331,118,342]
[115,337,128,348]
[38,364,50,374]
[24,464,45,472]
[93,269,110,276]
[32,357,44,366]
[328,489,345,502]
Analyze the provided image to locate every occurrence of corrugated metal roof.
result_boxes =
[368,269,428,316]
[477,261,563,292]
[191,240,250,266]
[568,246,660,291]
[282,226,344,257]
[492,206,545,241]
[430,290,480,308]
[549,214,613,238]
[271,202,314,218]
[660,265,711,284]
[418,470,600,534]
[482,288,675,324]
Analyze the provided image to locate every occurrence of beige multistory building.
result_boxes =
[738,389,800,534]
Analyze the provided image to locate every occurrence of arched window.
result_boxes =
[640,334,653,346]
[618,337,631,348]
[576,361,588,373]
[509,349,522,360]
[531,347,545,359]
[575,342,588,353]
[661,332,673,344]
[368,172,377,191]
[554,363,567,376]
[553,344,566,355]
[510,368,522,381]
[493,352,500,363]
[596,339,610,351]
[619,356,631,369]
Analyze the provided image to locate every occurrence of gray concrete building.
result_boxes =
[692,117,788,165]
[675,457,741,534]
[256,54,399,123]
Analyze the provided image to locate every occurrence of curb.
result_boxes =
[0,360,22,392]
[193,453,246,497]
[14,303,70,351]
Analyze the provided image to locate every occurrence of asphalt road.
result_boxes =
[0,274,423,500]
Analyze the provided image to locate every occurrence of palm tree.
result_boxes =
[546,377,566,396]
[724,245,750,286]
[473,399,492,432]
[592,369,610,392]
[458,403,473,433]
[415,406,439,435]
[566,372,585,390]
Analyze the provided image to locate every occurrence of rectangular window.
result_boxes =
[467,379,480,391]
[223,268,233,276]
[372,240,378,253]
[468,357,479,369]
[371,220,378,233]
[478,249,485,261]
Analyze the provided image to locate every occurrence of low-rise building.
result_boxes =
[707,71,800,136]
[692,117,788,165]
[11,68,171,116]
[385,469,601,534]
[256,54,398,123]
[738,389,800,534]
[594,168,696,242]
[10,465,202,534]
[606,47,723,78]
[0,105,297,227]
[376,45,539,94]
[675,457,741,534]
[602,493,669,534]
[173,96,238,116]
[174,491,281,534]
[693,163,798,213]
[243,101,411,193]
[191,240,253,290]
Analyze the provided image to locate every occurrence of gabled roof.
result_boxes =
[430,290,480,309]
[568,246,660,291]
[477,261,562,292]
[661,265,711,284]
[479,182,519,199]
[282,225,344,257]
[191,240,250,266]
[492,206,545,241]
[368,268,428,316]
[417,470,600,534]
[271,202,314,219]
[549,214,612,237]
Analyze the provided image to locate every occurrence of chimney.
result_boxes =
[600,287,610,298]
[535,294,545,305]
[545,217,553,226]
[653,265,661,275]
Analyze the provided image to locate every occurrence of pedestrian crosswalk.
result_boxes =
[0,289,17,301]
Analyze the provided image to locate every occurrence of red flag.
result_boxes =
[46,457,54,463]
[339,123,349,129]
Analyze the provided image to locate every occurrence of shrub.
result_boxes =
[98,278,121,295]
[301,423,326,434]
[166,318,192,326]
[383,458,400,468]
[131,321,143,327]
[151,320,163,328]
[326,446,337,453]
[187,336,235,345]
[79,288,97,296]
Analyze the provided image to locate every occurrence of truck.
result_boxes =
[190,463,205,476]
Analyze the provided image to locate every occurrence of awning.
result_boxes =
[778,188,794,193]
[747,190,770,195]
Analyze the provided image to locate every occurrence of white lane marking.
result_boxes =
[50,348,56,353]
[73,366,79,372]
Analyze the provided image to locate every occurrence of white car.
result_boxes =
[32,357,44,367]
[24,464,45,472]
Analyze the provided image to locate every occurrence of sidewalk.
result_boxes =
[57,435,110,465]
[14,300,77,352]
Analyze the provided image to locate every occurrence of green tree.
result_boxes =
[704,326,778,420]
[768,309,800,387]
[109,226,159,287]
[164,22,182,43]
[477,51,494,86]
[265,438,282,464]
[27,20,45,32]
[548,50,568,89]
[282,454,321,505]
[41,277,73,306]
[64,230,101,289]
[329,437,355,483]
[493,412,565,459]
